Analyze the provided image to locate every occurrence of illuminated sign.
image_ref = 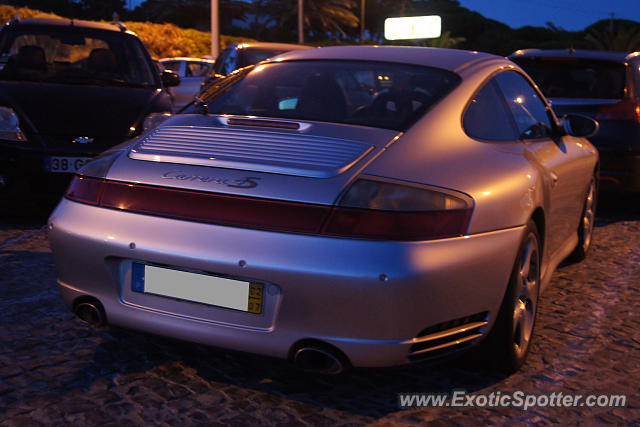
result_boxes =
[384,15,442,40]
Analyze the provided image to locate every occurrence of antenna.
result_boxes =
[609,12,615,33]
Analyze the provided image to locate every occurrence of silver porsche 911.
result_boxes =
[48,46,599,374]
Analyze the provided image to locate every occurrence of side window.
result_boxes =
[495,71,553,139]
[161,61,181,74]
[463,78,519,141]
[188,62,210,77]
[219,48,238,76]
[213,48,230,75]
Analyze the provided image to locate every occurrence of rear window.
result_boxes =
[190,60,461,131]
[0,27,158,87]
[513,58,627,99]
[238,48,288,68]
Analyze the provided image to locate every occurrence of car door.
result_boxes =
[494,70,587,257]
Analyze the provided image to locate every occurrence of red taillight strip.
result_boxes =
[65,176,105,205]
[65,176,472,240]
[322,207,472,240]
[66,176,331,233]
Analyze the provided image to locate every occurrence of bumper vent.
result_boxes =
[408,312,489,362]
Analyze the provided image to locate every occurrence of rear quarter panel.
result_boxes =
[362,58,598,248]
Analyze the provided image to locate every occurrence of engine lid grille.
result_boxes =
[129,126,374,178]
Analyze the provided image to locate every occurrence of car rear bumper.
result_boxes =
[48,198,525,367]
[0,143,102,200]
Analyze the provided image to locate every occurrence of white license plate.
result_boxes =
[47,156,91,173]
[132,263,263,314]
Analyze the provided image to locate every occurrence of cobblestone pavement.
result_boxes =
[1,196,639,426]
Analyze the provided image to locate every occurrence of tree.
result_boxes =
[363,0,414,41]
[585,19,640,51]
[7,0,82,18]
[421,31,465,48]
[251,0,359,42]
[76,0,126,21]
[130,0,248,32]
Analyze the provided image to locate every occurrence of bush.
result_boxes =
[1,6,258,59]
[0,5,61,20]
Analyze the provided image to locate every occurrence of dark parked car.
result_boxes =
[200,42,311,89]
[510,49,640,191]
[0,17,178,201]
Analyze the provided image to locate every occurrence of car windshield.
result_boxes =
[189,60,460,131]
[0,28,158,87]
[513,57,627,99]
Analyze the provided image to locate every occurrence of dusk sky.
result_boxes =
[458,0,640,30]
[126,0,640,32]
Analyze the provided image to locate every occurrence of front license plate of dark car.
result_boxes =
[131,263,263,314]
[46,156,92,173]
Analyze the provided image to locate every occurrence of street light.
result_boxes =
[361,0,365,41]
[298,0,304,44]
[211,0,219,58]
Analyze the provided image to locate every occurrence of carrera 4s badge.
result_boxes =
[161,171,261,189]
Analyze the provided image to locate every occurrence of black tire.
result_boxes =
[483,220,541,374]
[568,176,597,262]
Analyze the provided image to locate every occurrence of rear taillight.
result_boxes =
[65,176,105,205]
[64,177,473,241]
[594,99,640,122]
[65,176,331,233]
[323,179,473,240]
[322,208,471,240]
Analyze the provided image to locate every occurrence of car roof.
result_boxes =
[3,17,132,34]
[159,57,215,63]
[509,48,640,62]
[268,45,502,72]
[231,42,311,51]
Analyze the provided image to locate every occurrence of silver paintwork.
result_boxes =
[49,46,598,368]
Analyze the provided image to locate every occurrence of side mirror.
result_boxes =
[560,114,599,138]
[161,70,180,87]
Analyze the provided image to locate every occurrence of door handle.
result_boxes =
[550,172,559,187]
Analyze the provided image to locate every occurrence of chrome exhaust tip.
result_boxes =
[73,300,105,326]
[293,346,346,375]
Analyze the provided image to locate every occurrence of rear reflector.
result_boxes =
[65,176,472,241]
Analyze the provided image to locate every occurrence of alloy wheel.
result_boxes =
[511,234,540,359]
[581,180,595,251]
